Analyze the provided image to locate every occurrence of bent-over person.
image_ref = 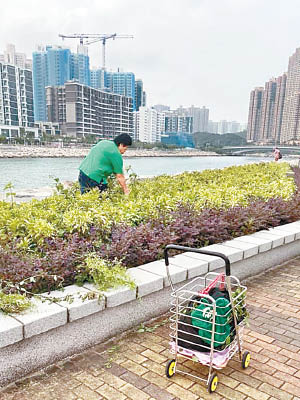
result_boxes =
[78,133,132,195]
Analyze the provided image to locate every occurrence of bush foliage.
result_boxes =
[0,162,299,294]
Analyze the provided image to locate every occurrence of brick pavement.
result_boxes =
[0,258,300,400]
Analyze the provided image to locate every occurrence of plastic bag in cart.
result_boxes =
[191,296,232,348]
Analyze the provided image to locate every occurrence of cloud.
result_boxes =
[0,0,299,121]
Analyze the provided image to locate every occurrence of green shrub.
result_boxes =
[76,255,136,293]
[0,162,295,251]
[0,291,32,314]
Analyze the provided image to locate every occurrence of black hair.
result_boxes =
[114,134,132,146]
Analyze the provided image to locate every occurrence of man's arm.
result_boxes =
[116,174,130,195]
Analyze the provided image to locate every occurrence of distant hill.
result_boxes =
[193,131,247,148]
[234,130,247,140]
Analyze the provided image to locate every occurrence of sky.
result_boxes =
[1,0,300,123]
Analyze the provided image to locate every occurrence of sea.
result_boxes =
[0,154,292,191]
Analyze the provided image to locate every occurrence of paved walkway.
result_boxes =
[1,258,300,400]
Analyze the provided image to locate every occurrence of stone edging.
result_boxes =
[1,221,300,385]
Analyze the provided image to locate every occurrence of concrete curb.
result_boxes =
[1,221,300,385]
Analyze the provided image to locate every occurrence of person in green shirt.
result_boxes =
[78,133,132,195]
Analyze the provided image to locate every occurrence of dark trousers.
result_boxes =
[78,170,108,194]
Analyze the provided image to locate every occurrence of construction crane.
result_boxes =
[58,33,134,70]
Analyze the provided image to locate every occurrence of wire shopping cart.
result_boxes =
[164,244,250,393]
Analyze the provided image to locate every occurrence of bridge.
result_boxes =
[222,146,300,155]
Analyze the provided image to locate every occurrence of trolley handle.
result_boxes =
[164,244,231,279]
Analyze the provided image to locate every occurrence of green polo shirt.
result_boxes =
[79,140,123,184]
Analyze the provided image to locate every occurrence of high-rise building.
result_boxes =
[90,68,106,90]
[280,48,300,144]
[33,45,90,122]
[90,69,141,112]
[135,79,146,111]
[247,73,287,144]
[208,120,244,134]
[46,82,133,138]
[246,46,300,144]
[164,110,193,134]
[33,46,70,121]
[153,104,170,112]
[134,106,164,143]
[135,104,210,142]
[46,46,71,86]
[227,121,242,133]
[259,78,278,143]
[70,45,90,87]
[188,106,209,133]
[247,87,264,142]
[271,73,287,143]
[0,44,32,70]
[32,48,48,122]
[0,62,35,137]
[208,120,218,133]
[106,71,136,110]
[217,120,229,134]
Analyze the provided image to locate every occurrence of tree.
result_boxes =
[193,132,247,149]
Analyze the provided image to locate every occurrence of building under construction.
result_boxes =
[46,81,133,139]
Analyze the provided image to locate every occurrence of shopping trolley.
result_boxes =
[164,245,250,393]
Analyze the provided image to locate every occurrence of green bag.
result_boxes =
[191,297,232,348]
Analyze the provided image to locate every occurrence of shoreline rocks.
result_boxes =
[0,145,218,158]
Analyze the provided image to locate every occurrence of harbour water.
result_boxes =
[0,154,282,191]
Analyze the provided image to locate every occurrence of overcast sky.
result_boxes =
[1,0,300,122]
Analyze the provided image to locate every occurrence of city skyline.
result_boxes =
[0,42,245,127]
[1,0,300,122]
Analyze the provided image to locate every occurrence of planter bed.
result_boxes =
[1,221,300,386]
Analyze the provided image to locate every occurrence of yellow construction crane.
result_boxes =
[58,33,134,70]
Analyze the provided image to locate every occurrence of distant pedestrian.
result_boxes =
[78,133,132,195]
[273,147,282,162]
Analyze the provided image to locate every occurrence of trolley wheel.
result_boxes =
[208,372,218,393]
[165,359,176,378]
[242,351,251,369]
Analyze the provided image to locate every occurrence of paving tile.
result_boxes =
[119,371,149,389]
[258,382,293,400]
[251,371,284,388]
[119,382,151,400]
[120,360,148,376]
[236,383,269,400]
[73,384,102,400]
[96,383,127,400]
[143,383,175,400]
[230,371,261,388]
[215,383,247,400]
[141,349,167,364]
[142,371,170,388]
[166,383,198,400]
[281,382,300,397]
